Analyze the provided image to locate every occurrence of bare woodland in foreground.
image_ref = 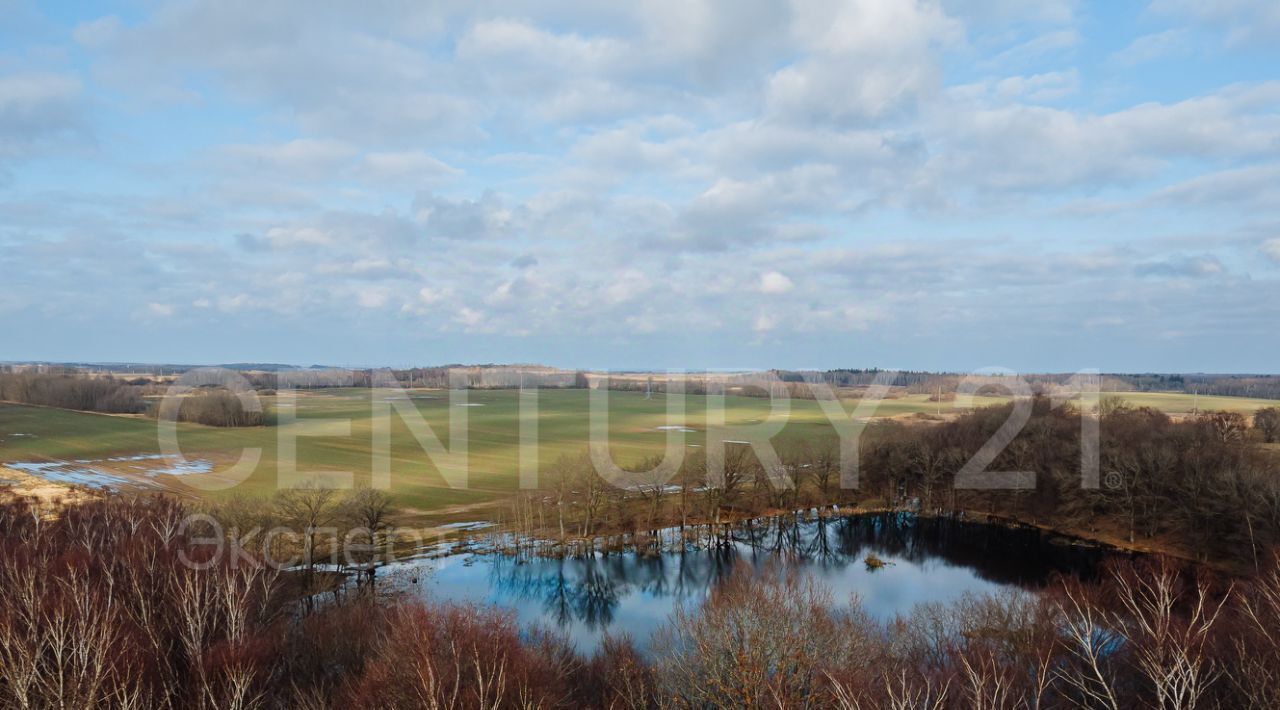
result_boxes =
[1,493,1280,709]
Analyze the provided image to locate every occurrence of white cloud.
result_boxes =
[1151,0,1280,46]
[360,151,460,183]
[1263,238,1280,264]
[7,0,1280,368]
[923,82,1280,194]
[457,18,626,72]
[71,15,123,47]
[993,71,1079,102]
[759,271,794,294]
[263,226,333,248]
[1109,29,1191,66]
[454,307,485,329]
[941,0,1076,26]
[220,139,355,175]
[417,286,446,305]
[355,288,389,309]
[0,72,85,161]
[982,29,1079,67]
[765,0,961,124]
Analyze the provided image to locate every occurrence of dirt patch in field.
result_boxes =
[0,465,101,506]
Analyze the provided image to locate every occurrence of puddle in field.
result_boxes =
[2,454,214,489]
[4,461,135,488]
[654,426,697,432]
[147,458,214,476]
[438,521,498,532]
[456,403,486,407]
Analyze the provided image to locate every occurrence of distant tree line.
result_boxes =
[0,372,265,427]
[13,362,1280,400]
[231,366,590,391]
[0,372,146,414]
[774,368,942,387]
[1105,373,1280,399]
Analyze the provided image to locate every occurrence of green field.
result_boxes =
[1,389,1275,515]
[1101,391,1280,415]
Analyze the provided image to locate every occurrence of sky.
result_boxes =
[1,0,1279,373]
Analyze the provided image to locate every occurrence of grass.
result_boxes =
[1102,391,1279,415]
[2,388,1275,515]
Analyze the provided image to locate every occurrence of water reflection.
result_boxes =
[402,512,1112,653]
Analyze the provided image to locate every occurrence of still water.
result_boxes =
[389,512,1112,653]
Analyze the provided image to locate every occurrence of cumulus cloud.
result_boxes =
[1263,239,1280,264]
[3,1,1280,368]
[1151,0,1280,47]
[1109,29,1191,66]
[360,151,460,183]
[1135,256,1225,279]
[0,72,86,165]
[413,192,515,241]
[759,271,794,294]
[765,0,961,125]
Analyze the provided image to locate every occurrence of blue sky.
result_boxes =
[2,0,1279,372]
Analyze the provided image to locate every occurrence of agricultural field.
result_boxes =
[1101,391,1280,416]
[1,388,1275,518]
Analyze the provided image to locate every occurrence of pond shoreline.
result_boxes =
[384,509,1131,654]
[455,503,1152,564]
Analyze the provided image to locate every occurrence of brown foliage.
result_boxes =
[340,603,577,709]
[0,496,282,709]
[176,389,266,427]
[0,372,146,413]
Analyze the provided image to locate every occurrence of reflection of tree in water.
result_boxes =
[727,514,850,570]
[483,513,1110,632]
[487,555,623,629]
[487,545,751,631]
[829,512,1109,586]
[767,514,804,556]
[803,515,845,566]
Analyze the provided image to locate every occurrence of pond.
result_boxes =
[387,512,1116,654]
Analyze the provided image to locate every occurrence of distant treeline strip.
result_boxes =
[6,364,1280,401]
[0,372,145,414]
[0,373,263,427]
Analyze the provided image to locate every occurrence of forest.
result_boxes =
[486,399,1280,571]
[2,492,1280,709]
[0,372,263,427]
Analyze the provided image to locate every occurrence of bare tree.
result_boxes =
[547,454,581,544]
[275,484,341,595]
[1109,561,1228,710]
[1054,584,1123,710]
[342,487,396,585]
[1254,407,1280,443]
[577,462,608,540]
